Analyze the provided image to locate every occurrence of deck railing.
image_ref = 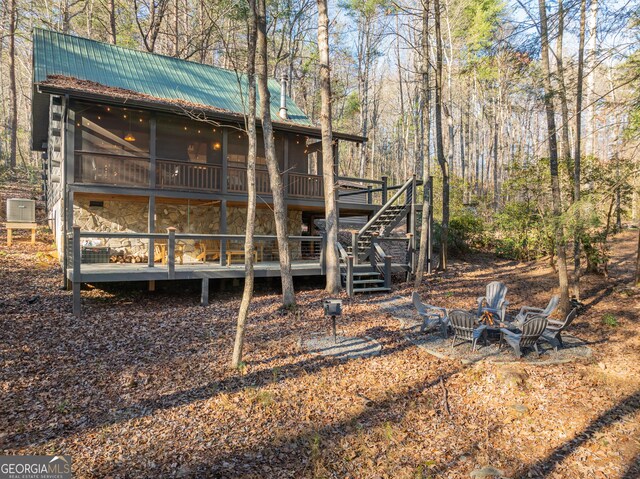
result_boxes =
[68,227,325,275]
[156,159,222,191]
[227,166,271,195]
[288,172,323,198]
[74,152,394,205]
[74,152,149,187]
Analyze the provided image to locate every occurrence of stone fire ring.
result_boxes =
[301,333,382,360]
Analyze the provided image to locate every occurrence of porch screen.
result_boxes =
[74,102,150,155]
[156,115,223,164]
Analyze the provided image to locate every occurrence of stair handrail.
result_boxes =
[357,175,415,237]
[336,241,354,296]
[372,242,392,289]
[336,241,349,263]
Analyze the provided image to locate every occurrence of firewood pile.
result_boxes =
[109,253,149,264]
[479,310,497,326]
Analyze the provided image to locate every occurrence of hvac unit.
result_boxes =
[6,198,36,223]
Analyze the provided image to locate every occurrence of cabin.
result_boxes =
[32,29,426,315]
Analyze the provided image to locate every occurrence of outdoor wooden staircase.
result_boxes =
[351,177,416,261]
[335,176,420,296]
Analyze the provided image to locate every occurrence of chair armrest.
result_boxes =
[477,296,486,307]
[500,327,520,339]
[521,306,544,313]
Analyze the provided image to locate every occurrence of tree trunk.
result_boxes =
[7,0,17,168]
[109,0,117,44]
[555,0,572,176]
[434,0,449,270]
[415,0,431,286]
[316,0,340,294]
[256,0,296,307]
[586,0,599,157]
[635,224,640,287]
[573,0,587,300]
[538,0,570,315]
[232,0,258,368]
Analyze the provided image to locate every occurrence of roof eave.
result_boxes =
[36,83,367,143]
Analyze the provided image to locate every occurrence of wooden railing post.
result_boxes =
[427,175,434,275]
[412,175,418,272]
[346,255,354,298]
[367,185,373,205]
[384,255,392,289]
[351,231,358,265]
[167,227,176,279]
[381,176,388,204]
[72,225,81,317]
[369,236,377,269]
[320,232,327,275]
[220,200,227,266]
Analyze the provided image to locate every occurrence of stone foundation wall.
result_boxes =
[73,197,303,262]
[73,197,149,257]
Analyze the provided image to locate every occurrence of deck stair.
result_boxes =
[352,177,416,261]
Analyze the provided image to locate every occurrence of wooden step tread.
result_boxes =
[353,287,392,293]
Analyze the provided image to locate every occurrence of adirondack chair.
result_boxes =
[477,281,509,321]
[195,240,221,263]
[541,307,578,351]
[512,295,559,328]
[412,292,448,338]
[449,310,483,352]
[499,315,548,358]
[154,239,185,265]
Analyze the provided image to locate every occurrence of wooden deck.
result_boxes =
[67,260,410,283]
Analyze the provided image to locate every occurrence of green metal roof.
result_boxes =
[32,28,312,126]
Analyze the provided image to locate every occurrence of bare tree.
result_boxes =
[573,0,587,299]
[133,0,170,52]
[232,0,258,368]
[7,0,17,168]
[434,0,449,270]
[316,0,339,293]
[415,0,431,286]
[256,0,296,307]
[538,0,570,314]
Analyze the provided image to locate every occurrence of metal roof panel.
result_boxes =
[33,29,312,126]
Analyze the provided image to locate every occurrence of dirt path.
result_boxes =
[1,229,639,478]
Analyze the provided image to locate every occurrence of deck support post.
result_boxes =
[219,200,227,266]
[409,174,417,274]
[201,277,209,306]
[167,227,176,279]
[148,280,155,292]
[72,225,81,317]
[427,176,433,275]
[346,255,354,298]
[222,129,228,194]
[381,176,388,204]
[351,231,358,265]
[384,255,392,289]
[148,196,155,267]
[320,232,327,275]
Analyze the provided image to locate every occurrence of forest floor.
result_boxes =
[1,184,639,478]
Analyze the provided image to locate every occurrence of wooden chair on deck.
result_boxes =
[154,240,185,265]
[196,240,221,263]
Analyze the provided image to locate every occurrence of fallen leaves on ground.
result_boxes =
[1,188,639,478]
